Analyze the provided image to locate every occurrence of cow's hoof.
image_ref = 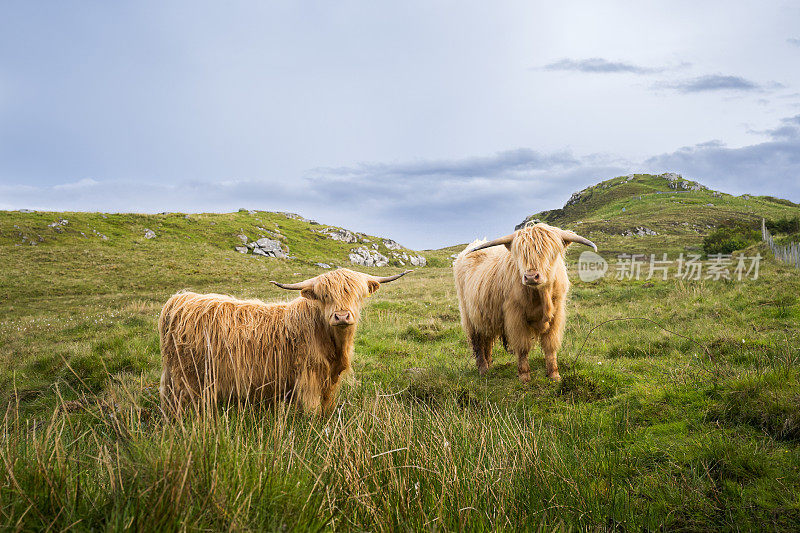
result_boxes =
[518,372,530,382]
[547,372,561,381]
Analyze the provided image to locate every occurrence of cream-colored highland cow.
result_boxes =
[453,223,597,381]
[159,268,411,414]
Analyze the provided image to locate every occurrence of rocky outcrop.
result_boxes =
[515,217,542,230]
[622,226,657,237]
[349,247,389,267]
[565,188,590,207]
[278,212,318,224]
[389,251,427,267]
[144,229,156,239]
[662,172,706,191]
[316,227,361,243]
[382,239,403,250]
[250,237,287,258]
[48,219,69,233]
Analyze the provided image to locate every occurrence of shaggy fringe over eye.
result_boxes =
[313,269,368,309]
[512,224,565,269]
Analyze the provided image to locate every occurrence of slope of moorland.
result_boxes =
[518,172,800,256]
[1,180,800,531]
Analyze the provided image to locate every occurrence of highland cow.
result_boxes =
[159,268,411,414]
[453,223,597,381]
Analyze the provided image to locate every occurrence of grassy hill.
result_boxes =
[518,172,800,256]
[1,181,800,530]
[0,209,441,268]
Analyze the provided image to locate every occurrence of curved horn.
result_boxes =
[560,230,598,251]
[467,233,515,253]
[369,270,413,283]
[269,278,315,290]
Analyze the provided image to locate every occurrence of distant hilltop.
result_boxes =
[516,172,799,239]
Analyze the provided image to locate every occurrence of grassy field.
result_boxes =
[2,190,800,530]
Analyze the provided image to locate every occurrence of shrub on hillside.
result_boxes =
[766,215,800,235]
[702,222,760,256]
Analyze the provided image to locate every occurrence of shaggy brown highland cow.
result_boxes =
[453,223,596,381]
[159,268,410,414]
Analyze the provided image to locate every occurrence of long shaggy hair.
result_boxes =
[452,224,573,381]
[158,269,377,415]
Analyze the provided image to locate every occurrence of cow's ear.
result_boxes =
[367,280,380,295]
[300,287,318,300]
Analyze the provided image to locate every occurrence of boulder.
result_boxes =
[382,239,403,250]
[278,212,317,224]
[390,251,427,267]
[316,227,360,243]
[349,247,389,267]
[250,237,287,258]
[48,219,69,233]
[622,226,657,237]
[144,229,156,239]
[409,255,427,267]
[234,246,248,254]
[314,263,332,269]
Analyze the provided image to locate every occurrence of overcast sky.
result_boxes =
[1,1,799,248]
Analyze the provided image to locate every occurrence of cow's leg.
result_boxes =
[470,331,493,376]
[504,311,534,382]
[539,300,566,381]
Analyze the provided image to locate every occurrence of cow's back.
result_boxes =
[159,291,302,406]
[453,244,511,336]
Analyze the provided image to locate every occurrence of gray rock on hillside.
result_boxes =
[48,219,69,233]
[382,239,403,250]
[622,226,657,237]
[316,227,361,243]
[279,212,318,224]
[250,237,287,258]
[349,247,389,267]
[144,229,156,239]
[390,251,427,267]
[662,172,706,191]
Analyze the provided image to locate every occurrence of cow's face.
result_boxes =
[301,270,376,327]
[467,224,596,288]
[271,268,412,328]
[509,226,566,288]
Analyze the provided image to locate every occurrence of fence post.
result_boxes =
[760,218,800,271]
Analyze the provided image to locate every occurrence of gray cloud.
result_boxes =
[1,149,628,249]
[542,57,663,74]
[6,117,800,249]
[645,114,800,198]
[667,74,760,93]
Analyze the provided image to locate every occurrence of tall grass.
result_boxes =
[3,369,800,531]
